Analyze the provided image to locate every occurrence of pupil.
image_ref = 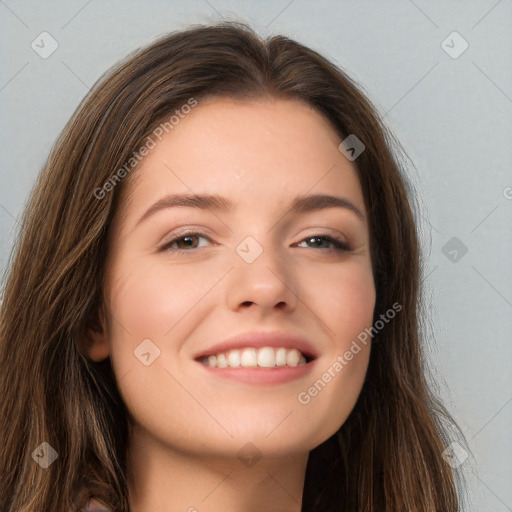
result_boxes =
[180,235,195,248]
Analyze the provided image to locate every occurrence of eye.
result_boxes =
[296,234,352,252]
[159,231,352,255]
[159,231,212,254]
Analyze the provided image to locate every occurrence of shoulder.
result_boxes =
[79,497,113,511]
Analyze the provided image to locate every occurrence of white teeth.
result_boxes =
[216,353,228,368]
[286,348,301,367]
[201,347,309,369]
[275,347,287,367]
[240,348,258,367]
[257,347,275,367]
[227,350,240,367]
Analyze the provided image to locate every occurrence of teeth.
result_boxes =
[227,350,240,367]
[216,353,228,368]
[240,348,257,367]
[201,347,308,369]
[286,348,301,366]
[275,347,287,367]
[257,347,275,367]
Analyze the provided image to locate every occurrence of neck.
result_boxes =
[126,424,308,512]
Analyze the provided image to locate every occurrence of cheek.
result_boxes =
[104,257,217,395]
[303,258,376,345]
[294,260,375,434]
[107,257,213,339]
[103,258,221,445]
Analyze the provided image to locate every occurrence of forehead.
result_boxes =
[117,97,366,226]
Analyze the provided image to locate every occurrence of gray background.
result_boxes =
[1,1,511,510]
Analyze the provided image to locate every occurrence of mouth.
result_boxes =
[193,331,319,384]
[194,347,316,385]
[195,346,316,369]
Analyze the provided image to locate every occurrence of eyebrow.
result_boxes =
[136,192,365,227]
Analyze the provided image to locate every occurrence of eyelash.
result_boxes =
[159,230,352,255]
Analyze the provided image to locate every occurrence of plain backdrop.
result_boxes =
[1,1,511,510]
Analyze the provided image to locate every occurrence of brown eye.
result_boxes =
[160,232,211,254]
[297,235,351,252]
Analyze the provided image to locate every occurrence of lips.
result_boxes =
[193,330,318,367]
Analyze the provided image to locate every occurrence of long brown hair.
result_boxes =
[0,22,466,511]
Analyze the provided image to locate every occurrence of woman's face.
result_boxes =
[92,98,376,459]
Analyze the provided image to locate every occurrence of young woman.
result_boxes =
[0,22,466,512]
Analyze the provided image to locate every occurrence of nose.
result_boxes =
[224,238,298,314]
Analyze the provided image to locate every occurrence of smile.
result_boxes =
[197,346,312,368]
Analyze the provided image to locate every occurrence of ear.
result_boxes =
[85,303,111,362]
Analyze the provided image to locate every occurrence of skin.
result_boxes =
[87,98,376,512]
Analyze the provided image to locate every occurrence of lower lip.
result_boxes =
[196,361,315,384]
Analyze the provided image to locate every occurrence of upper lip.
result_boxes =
[194,331,319,361]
